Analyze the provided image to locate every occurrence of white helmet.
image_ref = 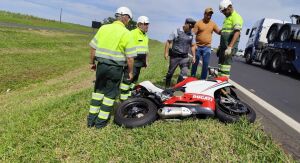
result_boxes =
[219,0,232,12]
[137,16,150,24]
[115,6,133,19]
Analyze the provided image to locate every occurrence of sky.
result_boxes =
[0,0,299,49]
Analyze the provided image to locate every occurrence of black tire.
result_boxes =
[278,26,290,42]
[271,54,281,72]
[215,94,256,123]
[114,97,158,128]
[261,51,270,69]
[245,51,253,64]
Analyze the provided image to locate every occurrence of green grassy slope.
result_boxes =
[0,12,296,162]
[0,10,91,32]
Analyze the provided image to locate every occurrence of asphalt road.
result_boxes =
[209,54,300,123]
[208,54,300,160]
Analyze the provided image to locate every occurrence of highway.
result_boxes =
[209,54,300,159]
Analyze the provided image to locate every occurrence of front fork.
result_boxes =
[219,87,238,104]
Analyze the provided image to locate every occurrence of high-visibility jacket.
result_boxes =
[89,21,137,66]
[220,10,243,51]
[130,28,149,67]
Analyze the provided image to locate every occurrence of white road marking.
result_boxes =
[229,79,300,134]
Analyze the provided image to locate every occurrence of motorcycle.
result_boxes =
[114,67,256,128]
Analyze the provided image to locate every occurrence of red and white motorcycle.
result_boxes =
[114,67,256,128]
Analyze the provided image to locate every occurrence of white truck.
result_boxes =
[244,16,300,73]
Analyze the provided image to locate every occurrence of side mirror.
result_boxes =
[246,29,250,35]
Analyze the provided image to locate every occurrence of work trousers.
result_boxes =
[165,56,189,87]
[87,63,123,128]
[217,48,237,77]
[120,66,142,101]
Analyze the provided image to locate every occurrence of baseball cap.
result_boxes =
[185,18,196,25]
[205,7,214,14]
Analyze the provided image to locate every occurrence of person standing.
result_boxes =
[164,18,197,87]
[218,0,243,77]
[87,6,137,128]
[120,16,150,101]
[191,7,221,79]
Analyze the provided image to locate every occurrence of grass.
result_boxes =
[0,26,92,93]
[0,10,91,32]
[0,12,296,162]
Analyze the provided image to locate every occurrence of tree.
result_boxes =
[101,17,137,30]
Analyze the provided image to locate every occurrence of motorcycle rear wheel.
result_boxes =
[114,97,158,128]
[215,91,256,123]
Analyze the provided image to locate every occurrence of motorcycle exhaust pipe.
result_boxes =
[158,107,193,118]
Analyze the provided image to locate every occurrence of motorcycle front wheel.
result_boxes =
[215,90,256,123]
[114,97,158,128]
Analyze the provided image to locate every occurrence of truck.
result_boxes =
[244,15,300,73]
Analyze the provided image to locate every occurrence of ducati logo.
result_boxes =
[192,95,213,101]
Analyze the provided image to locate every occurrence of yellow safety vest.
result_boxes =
[131,28,149,55]
[90,21,137,66]
[130,28,149,67]
[220,10,243,50]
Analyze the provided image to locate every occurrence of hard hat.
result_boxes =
[219,0,232,12]
[137,16,150,24]
[115,6,133,19]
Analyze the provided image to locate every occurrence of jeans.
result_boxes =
[191,46,211,79]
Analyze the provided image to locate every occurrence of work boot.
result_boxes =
[94,118,108,129]
[87,113,98,128]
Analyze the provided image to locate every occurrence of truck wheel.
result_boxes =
[279,27,290,42]
[271,54,281,72]
[278,24,293,42]
[114,97,158,128]
[261,51,270,69]
[245,51,253,64]
[267,23,283,43]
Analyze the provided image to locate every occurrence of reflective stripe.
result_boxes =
[222,30,234,33]
[128,91,132,97]
[89,105,100,114]
[218,64,231,77]
[92,92,104,101]
[218,72,230,76]
[89,42,97,49]
[120,94,128,100]
[222,28,234,31]
[130,83,135,89]
[125,47,137,53]
[102,97,115,107]
[233,24,242,30]
[220,65,231,72]
[120,83,130,91]
[127,53,138,58]
[136,45,149,53]
[98,110,110,120]
[95,51,126,61]
[96,47,123,56]
[92,38,98,45]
